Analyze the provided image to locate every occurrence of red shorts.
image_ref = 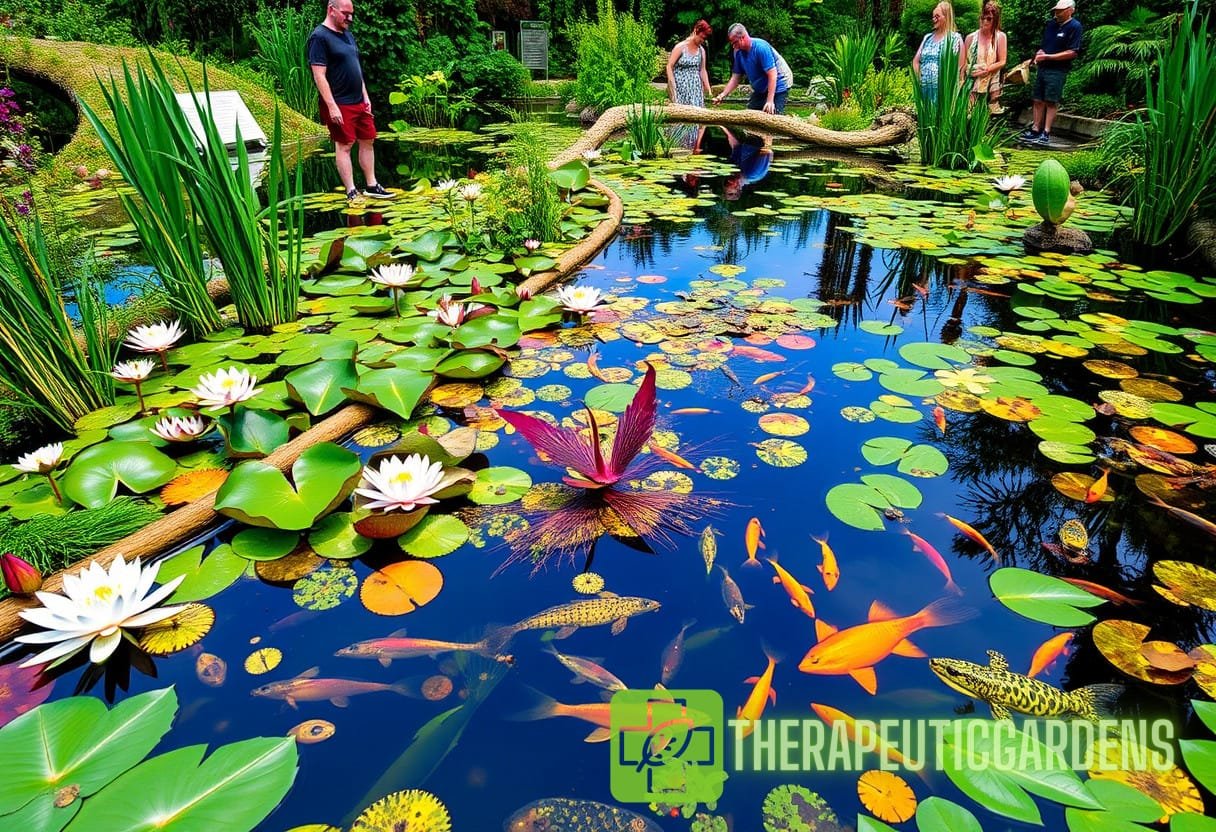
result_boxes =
[320,99,377,145]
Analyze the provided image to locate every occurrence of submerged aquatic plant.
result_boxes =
[15,554,186,668]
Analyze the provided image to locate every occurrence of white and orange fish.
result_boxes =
[798,599,977,694]
[544,644,627,692]
[754,370,785,386]
[767,555,815,619]
[902,529,962,595]
[742,517,766,567]
[737,650,778,737]
[1027,632,1074,678]
[511,687,613,743]
[797,375,816,396]
[933,406,947,435]
[251,667,412,709]
[941,514,1001,564]
[812,534,839,590]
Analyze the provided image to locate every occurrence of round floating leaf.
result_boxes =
[753,438,807,467]
[137,604,214,656]
[980,396,1042,422]
[826,483,888,531]
[1089,737,1205,818]
[1029,417,1096,445]
[451,315,521,350]
[285,359,358,417]
[1153,562,1216,612]
[215,443,362,531]
[343,368,431,419]
[700,456,740,480]
[429,382,484,409]
[398,514,469,558]
[870,398,922,424]
[899,342,971,370]
[860,474,922,509]
[158,544,247,604]
[833,362,873,382]
[309,512,373,559]
[293,566,358,610]
[469,467,531,505]
[1094,620,1192,685]
[360,560,444,614]
[434,350,506,380]
[255,548,324,583]
[583,383,641,413]
[1038,441,1096,465]
[1051,472,1115,503]
[877,368,944,397]
[1151,404,1216,439]
[244,648,283,675]
[857,770,916,823]
[758,413,809,436]
[990,567,1105,626]
[216,409,291,458]
[61,441,177,509]
[231,528,300,561]
[1129,427,1196,455]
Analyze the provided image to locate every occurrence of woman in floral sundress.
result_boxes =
[665,19,713,151]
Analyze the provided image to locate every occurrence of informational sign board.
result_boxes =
[492,29,507,51]
[520,20,549,77]
[174,90,267,183]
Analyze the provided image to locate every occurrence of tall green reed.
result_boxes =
[625,99,671,159]
[251,4,316,116]
[506,121,565,242]
[911,45,1002,170]
[1129,1,1216,247]
[0,201,114,433]
[80,62,225,335]
[828,28,879,106]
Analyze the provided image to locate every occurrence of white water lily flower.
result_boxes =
[993,175,1026,194]
[458,182,482,202]
[111,359,157,383]
[15,554,186,667]
[151,414,210,442]
[192,367,261,410]
[556,285,604,314]
[934,367,996,395]
[124,319,185,353]
[13,442,63,474]
[427,295,485,327]
[370,262,418,288]
[435,179,458,193]
[523,239,541,252]
[582,149,602,161]
[355,453,446,512]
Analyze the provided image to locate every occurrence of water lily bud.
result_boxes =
[516,286,532,301]
[470,277,482,296]
[95,168,111,179]
[74,165,89,179]
[1,553,42,595]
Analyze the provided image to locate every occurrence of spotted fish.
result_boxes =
[490,593,661,646]
[504,798,662,832]
[930,650,1123,721]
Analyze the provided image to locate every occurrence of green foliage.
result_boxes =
[12,0,135,44]
[1066,92,1124,118]
[495,120,566,243]
[911,45,1001,170]
[854,67,915,114]
[1074,7,1173,104]
[1128,0,1216,246]
[818,101,871,131]
[454,48,531,100]
[571,0,661,109]
[827,27,879,106]
[250,3,316,116]
[389,70,479,129]
[1061,148,1105,188]
[215,441,362,530]
[1095,120,1143,195]
[624,99,671,158]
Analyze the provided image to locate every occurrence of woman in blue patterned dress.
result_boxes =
[665,19,712,151]
[912,2,964,104]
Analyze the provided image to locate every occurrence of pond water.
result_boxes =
[8,130,1216,831]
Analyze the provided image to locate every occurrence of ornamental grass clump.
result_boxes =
[911,45,1003,170]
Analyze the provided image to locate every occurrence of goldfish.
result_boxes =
[767,556,815,618]
[798,598,978,694]
[660,619,696,685]
[1059,578,1141,606]
[1084,469,1109,503]
[490,594,662,645]
[505,798,662,832]
[812,534,839,590]
[743,517,766,567]
[336,628,512,666]
[718,565,753,623]
[1148,494,1216,538]
[700,524,718,574]
[797,375,816,395]
[586,349,609,382]
[902,528,962,595]
[1027,632,1074,678]
[933,406,947,435]
[251,667,412,709]
[931,650,1123,721]
[810,702,920,770]
[648,442,698,471]
[671,407,717,415]
[544,645,627,692]
[737,650,778,737]
[732,345,785,363]
[964,287,1011,297]
[721,365,741,385]
[754,371,785,385]
[511,687,612,742]
[941,514,1001,564]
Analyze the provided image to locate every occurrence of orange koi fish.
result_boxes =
[902,529,962,595]
[810,702,921,771]
[1148,495,1216,538]
[964,287,1011,298]
[671,407,717,415]
[812,534,839,591]
[511,688,613,742]
[732,345,786,363]
[767,555,816,618]
[1027,632,1074,678]
[941,514,1001,563]
[1084,469,1109,504]
[251,667,412,709]
[798,375,816,396]
[743,517,766,567]
[1059,578,1142,606]
[933,406,947,436]
[798,599,977,694]
[586,350,609,382]
[737,650,778,737]
[754,370,785,385]
[649,442,698,471]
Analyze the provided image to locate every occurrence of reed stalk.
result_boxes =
[251,4,316,116]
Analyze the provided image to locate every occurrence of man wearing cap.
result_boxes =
[710,24,792,114]
[1020,0,1083,146]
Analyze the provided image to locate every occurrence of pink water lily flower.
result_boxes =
[427,294,490,327]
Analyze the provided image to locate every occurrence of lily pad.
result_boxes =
[61,442,178,509]
[861,437,948,476]
[990,567,1106,626]
[398,514,470,558]
[469,467,531,506]
[159,544,248,603]
[231,528,300,561]
[214,443,362,531]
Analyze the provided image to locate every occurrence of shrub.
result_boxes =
[1067,93,1124,119]
[1062,148,1105,188]
[389,70,479,129]
[854,67,915,115]
[571,0,661,110]
[454,49,530,101]
[818,101,871,131]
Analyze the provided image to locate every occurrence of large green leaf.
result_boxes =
[0,688,176,826]
[860,437,949,476]
[1173,814,1216,832]
[584,383,641,413]
[915,797,983,832]
[434,350,505,379]
[548,159,590,191]
[398,513,469,558]
[825,476,922,532]
[857,818,899,832]
[468,466,531,505]
[216,409,291,458]
[158,544,247,603]
[450,315,521,350]
[61,441,177,509]
[1179,738,1216,794]
[64,737,297,832]
[214,443,362,530]
[338,235,392,271]
[343,368,431,419]
[400,229,450,261]
[285,358,358,416]
[512,255,557,277]
[989,567,1106,626]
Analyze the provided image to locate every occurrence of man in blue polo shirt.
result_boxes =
[1020,0,1083,146]
[710,24,792,114]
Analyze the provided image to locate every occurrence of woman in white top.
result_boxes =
[963,1,1008,112]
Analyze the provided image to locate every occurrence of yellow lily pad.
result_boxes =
[759,413,810,437]
[980,396,1043,422]
[1152,561,1216,611]
[244,647,283,675]
[754,438,808,467]
[138,603,214,656]
[1120,378,1183,402]
[1092,620,1192,685]
[1083,360,1139,379]
[1098,390,1153,419]
[1088,737,1204,819]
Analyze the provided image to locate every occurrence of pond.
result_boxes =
[4,127,1216,832]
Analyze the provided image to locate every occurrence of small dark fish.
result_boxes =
[505,798,662,832]
[721,364,741,386]
[660,619,696,686]
[268,609,321,633]
[718,565,753,623]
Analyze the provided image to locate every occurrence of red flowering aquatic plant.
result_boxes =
[493,363,717,570]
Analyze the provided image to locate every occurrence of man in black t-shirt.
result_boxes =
[307,0,394,201]
[1020,0,1083,147]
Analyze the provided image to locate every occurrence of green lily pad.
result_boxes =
[877,368,945,397]
[859,320,904,336]
[400,229,450,261]
[469,467,532,505]
[216,410,291,459]
[832,362,873,382]
[870,398,923,424]
[825,475,921,531]
[309,512,373,559]
[1028,417,1096,445]
[214,443,362,531]
[343,368,431,419]
[861,437,948,476]
[898,342,971,369]
[989,567,1106,626]
[1151,403,1216,438]
[230,528,300,561]
[584,383,641,413]
[916,797,983,832]
[61,441,178,509]
[434,350,506,379]
[158,544,247,603]
[450,315,521,350]
[398,513,469,558]
[284,359,358,417]
[1037,441,1096,464]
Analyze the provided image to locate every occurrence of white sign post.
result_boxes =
[174,90,268,183]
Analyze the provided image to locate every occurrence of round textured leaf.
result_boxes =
[231,528,300,561]
[451,315,521,350]
[1093,620,1192,685]
[214,443,363,530]
[877,368,944,397]
[469,467,531,506]
[284,359,358,417]
[360,560,444,614]
[293,566,358,610]
[989,567,1105,626]
[1028,417,1096,445]
[136,604,214,656]
[833,362,873,382]
[899,342,971,370]
[826,483,888,531]
[860,474,922,509]
[398,514,469,558]
[434,350,506,379]
[754,438,807,467]
[583,383,641,413]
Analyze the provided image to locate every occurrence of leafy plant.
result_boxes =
[911,45,1003,170]
[625,99,671,159]
[214,441,362,530]
[1074,7,1174,104]
[389,70,478,129]
[454,48,531,101]
[854,67,915,115]
[250,3,316,115]
[1127,0,1216,247]
[570,0,661,110]
[827,27,879,107]
[989,567,1105,625]
[818,101,871,132]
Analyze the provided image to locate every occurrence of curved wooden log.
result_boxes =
[517,178,624,297]
[553,104,916,167]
